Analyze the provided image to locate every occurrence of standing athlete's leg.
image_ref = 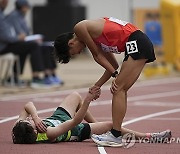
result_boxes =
[90,57,147,147]
[91,125,171,143]
[90,54,169,144]
[112,56,146,132]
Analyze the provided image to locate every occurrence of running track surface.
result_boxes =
[0,77,180,154]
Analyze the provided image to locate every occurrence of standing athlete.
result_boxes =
[53,17,158,147]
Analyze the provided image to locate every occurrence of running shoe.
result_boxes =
[30,78,53,89]
[43,76,54,85]
[149,129,172,143]
[91,131,123,147]
[48,76,64,85]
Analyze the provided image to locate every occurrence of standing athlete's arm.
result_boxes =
[74,21,116,76]
[94,52,119,87]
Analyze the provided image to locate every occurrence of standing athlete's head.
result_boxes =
[53,33,86,64]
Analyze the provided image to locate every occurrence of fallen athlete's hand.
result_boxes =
[92,90,100,101]
[89,85,101,100]
[33,116,47,133]
[84,92,96,103]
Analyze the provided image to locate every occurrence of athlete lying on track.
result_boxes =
[12,91,171,145]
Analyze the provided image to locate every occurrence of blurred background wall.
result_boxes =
[3,0,180,78]
[4,0,160,32]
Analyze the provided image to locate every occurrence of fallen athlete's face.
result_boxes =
[68,34,86,56]
[23,117,37,134]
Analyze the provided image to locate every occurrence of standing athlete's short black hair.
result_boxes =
[53,32,74,64]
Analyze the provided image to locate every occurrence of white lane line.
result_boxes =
[90,90,180,106]
[132,101,180,107]
[0,102,110,123]
[0,77,180,154]
[98,108,180,154]
[0,77,180,101]
[0,108,55,124]
[140,118,180,121]
[128,90,180,102]
[32,98,63,103]
[133,77,180,87]
[0,104,180,154]
[122,108,180,126]
[2,117,180,122]
[2,89,179,105]
[96,117,180,121]
[98,147,107,154]
[1,90,180,123]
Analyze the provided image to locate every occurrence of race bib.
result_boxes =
[101,43,121,54]
[109,17,128,26]
[46,119,62,126]
[126,40,138,54]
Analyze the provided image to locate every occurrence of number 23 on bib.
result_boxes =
[126,40,138,54]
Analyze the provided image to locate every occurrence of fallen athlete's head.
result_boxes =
[12,119,37,144]
[53,33,86,64]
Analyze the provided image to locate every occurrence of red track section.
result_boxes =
[0,77,180,154]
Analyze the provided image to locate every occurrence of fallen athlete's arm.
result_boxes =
[24,102,47,132]
[24,102,39,120]
[14,101,37,124]
[15,104,29,123]
[78,100,97,123]
[84,109,97,123]
[46,92,95,141]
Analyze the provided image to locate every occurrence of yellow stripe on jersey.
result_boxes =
[64,130,71,141]
[36,133,48,141]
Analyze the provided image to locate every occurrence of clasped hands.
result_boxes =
[89,85,101,101]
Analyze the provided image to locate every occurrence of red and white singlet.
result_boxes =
[93,17,139,54]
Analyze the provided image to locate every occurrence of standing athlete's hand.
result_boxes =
[89,85,101,100]
[110,79,118,94]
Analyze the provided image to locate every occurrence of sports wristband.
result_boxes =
[111,70,118,78]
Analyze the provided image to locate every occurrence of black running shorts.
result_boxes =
[123,30,156,63]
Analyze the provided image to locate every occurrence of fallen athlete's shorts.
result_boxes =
[45,107,91,141]
[123,30,156,63]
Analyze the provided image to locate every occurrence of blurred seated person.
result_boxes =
[144,13,162,47]
[144,13,163,56]
[0,0,54,88]
[5,0,64,86]
[144,13,165,67]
